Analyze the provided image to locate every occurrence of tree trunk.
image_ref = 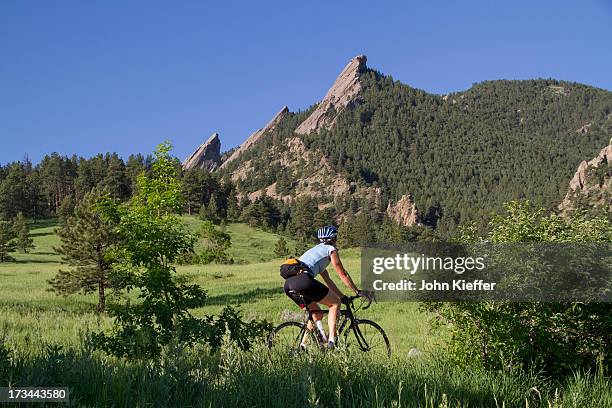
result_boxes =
[98,281,106,312]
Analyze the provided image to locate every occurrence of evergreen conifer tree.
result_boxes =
[48,187,117,312]
[199,195,220,224]
[0,220,17,262]
[226,192,240,220]
[13,212,34,253]
[274,236,289,257]
[206,195,219,223]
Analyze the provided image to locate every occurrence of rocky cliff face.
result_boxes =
[559,141,611,213]
[182,132,222,171]
[295,55,367,134]
[386,194,420,226]
[219,106,289,169]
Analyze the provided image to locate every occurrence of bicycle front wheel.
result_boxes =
[345,319,391,357]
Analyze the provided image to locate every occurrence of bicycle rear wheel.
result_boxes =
[267,321,314,352]
[344,319,391,357]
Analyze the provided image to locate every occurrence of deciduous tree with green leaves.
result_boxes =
[92,142,269,359]
[92,142,202,357]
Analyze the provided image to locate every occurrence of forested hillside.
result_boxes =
[217,58,612,235]
[310,72,612,232]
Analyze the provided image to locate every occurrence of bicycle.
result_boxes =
[267,291,391,357]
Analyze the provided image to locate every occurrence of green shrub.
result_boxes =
[427,201,612,374]
[92,143,267,359]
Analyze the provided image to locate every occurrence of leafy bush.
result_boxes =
[427,201,612,374]
[91,142,267,359]
[198,221,232,264]
[177,221,233,265]
[203,306,272,352]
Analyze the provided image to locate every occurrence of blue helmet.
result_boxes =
[317,226,338,242]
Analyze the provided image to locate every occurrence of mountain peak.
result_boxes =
[219,106,289,169]
[182,132,222,171]
[295,55,367,134]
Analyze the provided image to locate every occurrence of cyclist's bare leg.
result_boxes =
[302,302,324,344]
[318,291,341,342]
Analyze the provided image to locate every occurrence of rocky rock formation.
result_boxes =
[219,106,289,169]
[182,132,222,171]
[559,141,611,213]
[576,123,591,134]
[386,194,420,226]
[295,55,367,134]
[232,135,382,211]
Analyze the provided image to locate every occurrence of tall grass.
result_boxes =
[0,221,435,356]
[1,221,610,407]
[1,338,610,408]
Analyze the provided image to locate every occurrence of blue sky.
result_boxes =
[1,1,611,164]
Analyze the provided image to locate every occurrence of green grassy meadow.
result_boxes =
[0,218,433,355]
[0,219,610,407]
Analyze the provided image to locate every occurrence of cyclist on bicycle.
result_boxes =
[283,225,369,348]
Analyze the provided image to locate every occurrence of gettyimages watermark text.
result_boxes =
[361,243,612,302]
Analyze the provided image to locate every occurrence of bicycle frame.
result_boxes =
[297,295,367,347]
[270,292,389,356]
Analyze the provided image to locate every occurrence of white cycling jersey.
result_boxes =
[299,243,337,277]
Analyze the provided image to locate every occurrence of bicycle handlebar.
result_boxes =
[345,294,372,310]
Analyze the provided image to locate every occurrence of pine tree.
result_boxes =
[199,195,220,224]
[0,163,28,219]
[239,195,282,230]
[288,197,317,242]
[226,192,240,220]
[13,212,34,253]
[181,169,202,216]
[48,187,117,312]
[57,194,76,222]
[377,217,403,243]
[276,170,293,195]
[338,210,356,247]
[102,154,129,200]
[0,221,17,262]
[126,153,146,194]
[199,220,232,264]
[274,236,289,257]
[352,213,376,245]
[294,238,311,256]
[206,195,219,223]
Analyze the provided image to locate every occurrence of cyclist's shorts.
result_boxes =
[284,273,329,306]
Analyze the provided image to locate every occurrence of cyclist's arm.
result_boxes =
[320,270,344,298]
[330,251,359,294]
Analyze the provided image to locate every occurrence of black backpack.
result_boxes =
[280,257,309,279]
